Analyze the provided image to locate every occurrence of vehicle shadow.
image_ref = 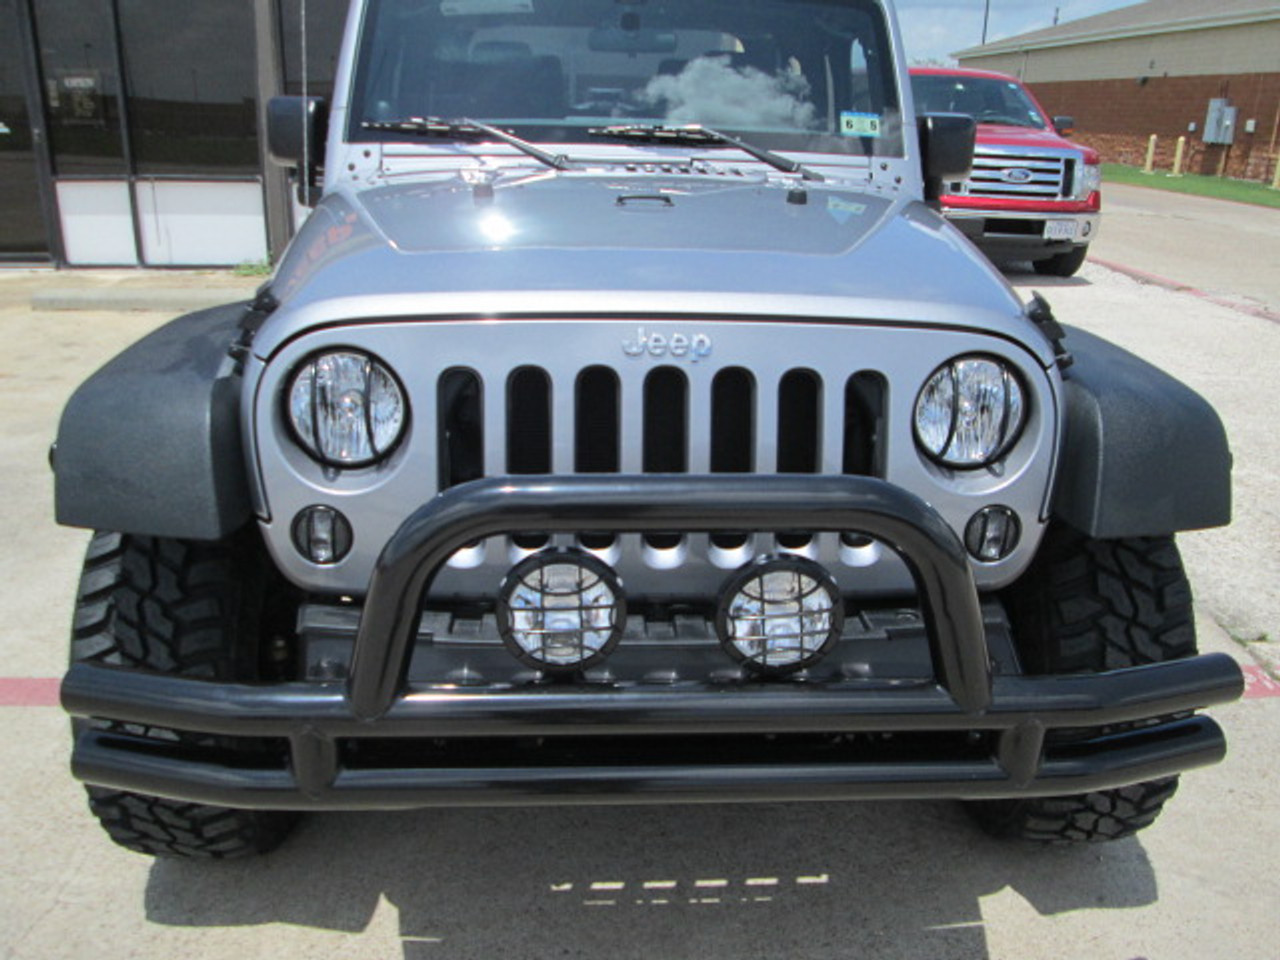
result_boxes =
[999,259,1092,288]
[144,799,1159,959]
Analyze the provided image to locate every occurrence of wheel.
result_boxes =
[72,530,301,858]
[1033,244,1089,277]
[967,528,1196,843]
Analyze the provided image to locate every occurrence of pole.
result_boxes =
[982,0,991,44]
[253,0,293,260]
[1143,135,1158,175]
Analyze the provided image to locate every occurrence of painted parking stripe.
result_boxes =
[0,678,60,707]
[1242,665,1280,699]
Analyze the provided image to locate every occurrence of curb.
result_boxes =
[1090,257,1280,325]
[31,287,257,314]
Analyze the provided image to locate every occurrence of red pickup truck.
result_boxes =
[910,67,1100,277]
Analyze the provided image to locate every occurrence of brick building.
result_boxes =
[954,0,1280,182]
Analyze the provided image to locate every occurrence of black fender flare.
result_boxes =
[1052,325,1231,538]
[54,302,253,540]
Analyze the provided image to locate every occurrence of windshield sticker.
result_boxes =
[440,0,533,15]
[840,112,882,138]
[827,196,867,225]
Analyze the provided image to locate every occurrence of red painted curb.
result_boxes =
[1090,257,1280,325]
[0,678,61,707]
[1243,665,1280,700]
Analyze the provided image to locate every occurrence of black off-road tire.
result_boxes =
[967,529,1196,844]
[72,530,300,859]
[1033,244,1089,278]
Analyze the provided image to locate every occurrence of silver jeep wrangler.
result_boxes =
[55,0,1241,859]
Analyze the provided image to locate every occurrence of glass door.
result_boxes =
[0,0,51,259]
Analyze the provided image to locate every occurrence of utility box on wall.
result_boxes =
[1203,99,1238,145]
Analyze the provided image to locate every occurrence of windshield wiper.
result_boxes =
[362,116,572,171]
[589,124,824,182]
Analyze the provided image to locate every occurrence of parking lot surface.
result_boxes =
[1,238,1278,958]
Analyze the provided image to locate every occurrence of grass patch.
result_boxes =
[1103,163,1280,210]
[233,258,273,278]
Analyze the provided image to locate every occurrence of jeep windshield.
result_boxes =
[349,0,904,159]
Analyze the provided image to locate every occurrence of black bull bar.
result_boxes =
[62,476,1244,810]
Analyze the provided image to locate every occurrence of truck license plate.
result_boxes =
[1044,220,1077,241]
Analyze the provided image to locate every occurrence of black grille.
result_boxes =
[436,365,886,487]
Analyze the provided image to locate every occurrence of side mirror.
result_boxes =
[1053,115,1075,137]
[917,113,975,203]
[267,96,329,205]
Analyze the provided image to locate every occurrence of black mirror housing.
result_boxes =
[1053,115,1076,137]
[267,96,329,205]
[917,113,976,202]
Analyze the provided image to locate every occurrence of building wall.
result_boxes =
[2,0,348,266]
[960,21,1280,83]
[961,21,1280,182]
[1031,72,1280,180]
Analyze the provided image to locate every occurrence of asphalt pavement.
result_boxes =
[1088,181,1280,321]
[1,187,1278,959]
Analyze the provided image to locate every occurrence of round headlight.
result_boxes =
[914,356,1025,468]
[287,351,407,467]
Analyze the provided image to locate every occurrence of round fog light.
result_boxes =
[965,506,1021,562]
[716,555,844,676]
[292,505,353,564]
[497,549,625,674]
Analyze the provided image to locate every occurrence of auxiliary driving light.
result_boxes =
[965,506,1021,563]
[715,555,844,676]
[291,505,353,564]
[496,549,626,673]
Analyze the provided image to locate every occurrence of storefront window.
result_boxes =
[32,0,127,176]
[281,0,348,101]
[116,0,259,175]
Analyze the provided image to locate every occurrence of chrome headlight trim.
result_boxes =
[285,349,408,468]
[913,354,1027,469]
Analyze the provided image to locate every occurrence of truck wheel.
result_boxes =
[966,528,1196,843]
[1033,244,1089,277]
[72,530,300,858]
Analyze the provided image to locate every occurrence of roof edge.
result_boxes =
[953,8,1280,59]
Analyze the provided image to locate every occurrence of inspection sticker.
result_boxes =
[840,111,882,138]
[826,196,867,225]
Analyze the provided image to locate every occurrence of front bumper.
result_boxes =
[63,475,1243,810]
[944,208,1100,257]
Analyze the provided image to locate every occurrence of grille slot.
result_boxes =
[711,367,755,474]
[507,366,551,474]
[575,366,619,473]
[777,368,822,474]
[964,149,1068,200]
[643,367,688,473]
[843,372,886,478]
[438,368,483,491]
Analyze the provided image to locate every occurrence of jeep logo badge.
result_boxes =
[622,327,713,363]
[1002,168,1035,184]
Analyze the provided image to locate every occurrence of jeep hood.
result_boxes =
[260,171,1046,362]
